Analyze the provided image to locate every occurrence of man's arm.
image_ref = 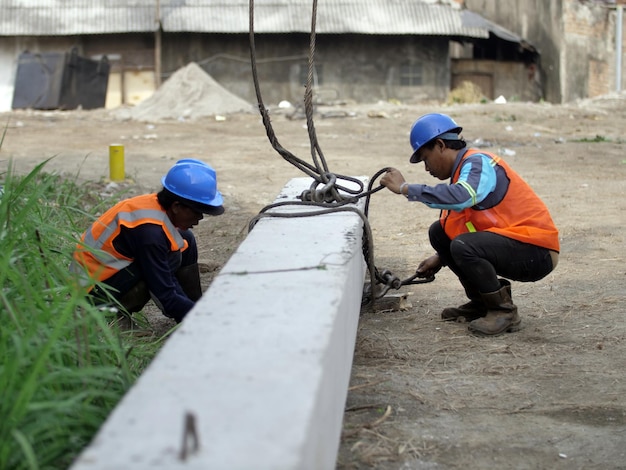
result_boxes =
[407,154,497,210]
[119,224,195,321]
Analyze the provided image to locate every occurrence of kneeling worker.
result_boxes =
[381,113,559,336]
[72,159,224,323]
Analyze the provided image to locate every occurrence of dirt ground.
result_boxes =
[1,95,625,469]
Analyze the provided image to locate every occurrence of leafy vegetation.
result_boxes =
[574,134,610,143]
[0,161,162,470]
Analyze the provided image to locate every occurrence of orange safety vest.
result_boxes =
[440,149,560,252]
[72,194,188,286]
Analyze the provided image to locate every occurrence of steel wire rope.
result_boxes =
[248,0,378,203]
[301,0,344,204]
[246,170,392,305]
[248,0,406,303]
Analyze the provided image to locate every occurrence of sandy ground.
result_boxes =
[1,95,625,469]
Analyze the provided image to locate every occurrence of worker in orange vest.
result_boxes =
[381,113,559,336]
[72,159,224,323]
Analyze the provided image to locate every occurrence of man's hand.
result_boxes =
[380,168,407,194]
[416,254,442,278]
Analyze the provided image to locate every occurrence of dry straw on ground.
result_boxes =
[446,80,487,104]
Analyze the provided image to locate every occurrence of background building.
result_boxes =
[2,0,615,110]
[464,0,626,103]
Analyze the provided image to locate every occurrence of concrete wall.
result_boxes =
[562,0,618,101]
[463,0,564,102]
[162,33,452,105]
[451,59,541,101]
[464,0,626,103]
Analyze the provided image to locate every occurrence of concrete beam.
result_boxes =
[70,177,367,470]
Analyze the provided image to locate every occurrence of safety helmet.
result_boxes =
[409,113,463,163]
[161,160,224,215]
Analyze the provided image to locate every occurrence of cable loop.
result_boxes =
[248,1,436,305]
[300,173,338,202]
[249,0,367,204]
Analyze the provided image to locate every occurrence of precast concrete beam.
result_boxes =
[70,177,368,470]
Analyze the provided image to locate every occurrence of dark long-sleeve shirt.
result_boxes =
[113,224,194,319]
[406,149,509,211]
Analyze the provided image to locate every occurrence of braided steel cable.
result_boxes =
[248,0,380,203]
[248,0,429,303]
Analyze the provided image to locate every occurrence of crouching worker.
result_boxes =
[71,159,224,323]
[381,113,560,336]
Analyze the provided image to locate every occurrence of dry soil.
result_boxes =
[1,94,625,469]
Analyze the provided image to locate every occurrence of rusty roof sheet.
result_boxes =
[0,0,507,41]
[0,0,157,35]
[163,1,486,37]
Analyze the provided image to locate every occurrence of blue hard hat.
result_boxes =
[162,160,224,215]
[409,113,463,163]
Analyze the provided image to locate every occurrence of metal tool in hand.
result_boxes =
[362,267,435,304]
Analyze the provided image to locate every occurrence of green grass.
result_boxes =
[493,114,517,122]
[571,134,626,143]
[0,160,164,470]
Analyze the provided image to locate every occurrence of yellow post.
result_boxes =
[109,144,125,181]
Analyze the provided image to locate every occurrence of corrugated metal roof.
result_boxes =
[0,0,501,40]
[0,0,157,35]
[163,1,487,37]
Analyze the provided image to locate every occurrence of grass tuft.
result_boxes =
[0,160,162,469]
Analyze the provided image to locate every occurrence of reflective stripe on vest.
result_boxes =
[73,194,187,285]
[439,149,560,252]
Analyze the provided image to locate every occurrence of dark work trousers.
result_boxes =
[428,221,554,294]
[90,229,198,304]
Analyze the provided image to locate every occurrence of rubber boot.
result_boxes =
[117,281,151,314]
[468,279,521,336]
[441,282,486,322]
[114,281,151,331]
[176,263,203,301]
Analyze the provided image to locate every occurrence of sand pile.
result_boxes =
[121,62,254,122]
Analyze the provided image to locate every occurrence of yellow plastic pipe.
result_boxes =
[109,144,125,181]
